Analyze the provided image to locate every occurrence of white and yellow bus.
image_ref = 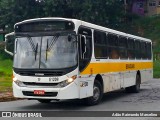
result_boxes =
[5,17,153,105]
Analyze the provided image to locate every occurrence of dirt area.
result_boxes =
[0,92,22,102]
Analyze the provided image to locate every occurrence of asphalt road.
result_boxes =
[0,79,160,120]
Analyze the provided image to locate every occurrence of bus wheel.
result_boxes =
[125,74,141,93]
[38,99,51,103]
[85,80,103,105]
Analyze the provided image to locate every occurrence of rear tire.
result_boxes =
[85,80,103,106]
[125,74,141,93]
[38,99,51,103]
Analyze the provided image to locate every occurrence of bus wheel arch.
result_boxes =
[137,70,141,84]
[85,74,104,105]
[125,71,141,93]
[95,74,104,92]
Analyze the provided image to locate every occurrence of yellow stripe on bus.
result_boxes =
[80,62,153,75]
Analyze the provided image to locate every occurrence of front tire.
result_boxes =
[85,80,103,106]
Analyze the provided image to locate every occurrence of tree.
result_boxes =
[0,0,45,31]
[0,0,125,32]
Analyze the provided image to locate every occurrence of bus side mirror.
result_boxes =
[68,34,72,42]
[68,34,77,42]
[5,35,15,56]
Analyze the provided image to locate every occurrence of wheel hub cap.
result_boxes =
[93,87,100,101]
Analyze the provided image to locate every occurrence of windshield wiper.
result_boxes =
[45,34,59,61]
[46,39,49,61]
[48,34,59,51]
[26,36,38,61]
[27,36,36,52]
[35,43,38,60]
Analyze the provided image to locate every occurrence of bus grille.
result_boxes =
[22,91,58,97]
[23,82,59,87]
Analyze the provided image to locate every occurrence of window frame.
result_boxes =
[108,33,119,59]
[78,26,93,72]
[127,38,135,60]
[119,36,128,59]
[94,30,108,59]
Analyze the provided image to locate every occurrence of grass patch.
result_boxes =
[0,59,12,92]
[0,77,12,92]
[0,45,13,92]
[153,60,160,78]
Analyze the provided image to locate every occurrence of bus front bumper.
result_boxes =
[13,81,79,100]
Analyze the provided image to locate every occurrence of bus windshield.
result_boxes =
[13,33,77,69]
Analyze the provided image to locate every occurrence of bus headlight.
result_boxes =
[59,75,77,87]
[13,76,26,87]
[13,76,18,81]
[14,80,26,87]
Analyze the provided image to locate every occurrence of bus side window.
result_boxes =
[135,40,141,59]
[108,34,119,59]
[147,42,152,59]
[83,36,92,59]
[94,30,108,59]
[78,26,92,72]
[119,36,127,59]
[127,38,135,59]
[141,41,147,59]
[110,49,119,59]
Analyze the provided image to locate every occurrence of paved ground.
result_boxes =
[0,79,160,120]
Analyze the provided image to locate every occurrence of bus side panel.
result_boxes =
[103,75,110,93]
[103,73,122,93]
[123,71,136,88]
[79,76,94,99]
[140,61,153,83]
[141,69,152,83]
[113,73,122,90]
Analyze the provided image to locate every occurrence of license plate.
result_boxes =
[34,90,45,95]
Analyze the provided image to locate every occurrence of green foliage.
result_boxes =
[0,42,12,60]
[117,15,160,53]
[0,43,12,92]
[0,0,125,32]
[0,0,44,31]
[153,60,160,78]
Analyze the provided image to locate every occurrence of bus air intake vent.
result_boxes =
[23,82,59,87]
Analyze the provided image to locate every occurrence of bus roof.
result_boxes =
[14,17,151,42]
